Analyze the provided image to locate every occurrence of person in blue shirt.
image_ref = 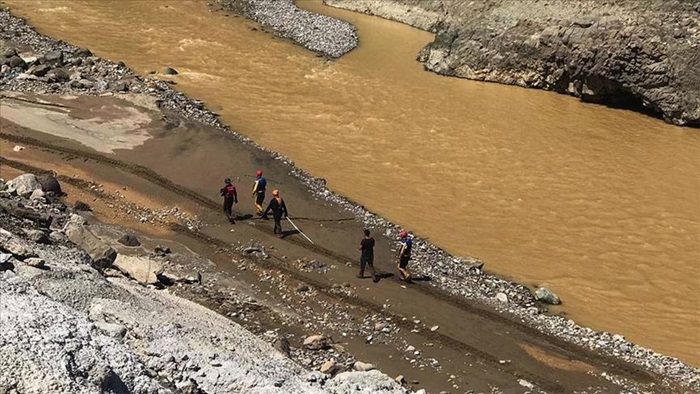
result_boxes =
[252,170,267,216]
[397,230,412,281]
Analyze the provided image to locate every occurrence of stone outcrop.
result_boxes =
[324,0,700,126]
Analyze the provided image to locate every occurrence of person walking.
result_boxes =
[358,229,379,283]
[220,178,238,224]
[397,230,412,281]
[252,170,267,216]
[263,189,288,237]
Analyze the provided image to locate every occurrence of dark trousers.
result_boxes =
[255,192,265,214]
[223,197,234,218]
[398,255,411,280]
[273,214,283,234]
[359,255,376,277]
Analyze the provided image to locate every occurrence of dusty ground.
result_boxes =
[0,92,686,393]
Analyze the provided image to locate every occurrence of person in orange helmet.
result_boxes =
[252,170,267,216]
[397,230,412,281]
[263,189,288,237]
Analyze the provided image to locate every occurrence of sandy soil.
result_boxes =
[0,93,682,393]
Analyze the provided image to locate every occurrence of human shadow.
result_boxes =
[372,272,394,283]
[280,229,300,239]
[410,274,431,282]
[235,214,254,220]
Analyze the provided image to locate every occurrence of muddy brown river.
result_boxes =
[6,0,699,365]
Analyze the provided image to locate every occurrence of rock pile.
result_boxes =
[216,0,358,58]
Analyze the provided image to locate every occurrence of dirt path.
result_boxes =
[0,95,682,393]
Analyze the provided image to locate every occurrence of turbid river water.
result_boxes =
[6,0,699,365]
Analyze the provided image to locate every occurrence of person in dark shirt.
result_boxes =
[397,230,412,281]
[220,178,238,224]
[358,229,379,283]
[263,189,288,237]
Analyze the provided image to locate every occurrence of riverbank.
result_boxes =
[1,5,699,393]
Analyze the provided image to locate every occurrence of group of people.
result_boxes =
[358,229,413,283]
[221,170,414,281]
[220,170,287,237]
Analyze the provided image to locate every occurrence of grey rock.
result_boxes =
[29,189,45,201]
[7,55,26,69]
[154,245,171,255]
[536,287,561,305]
[95,321,127,338]
[324,370,406,393]
[273,336,291,357]
[46,67,70,82]
[118,234,141,247]
[28,63,51,77]
[3,47,18,57]
[64,220,117,268]
[42,50,64,66]
[495,292,508,303]
[0,238,33,259]
[164,67,178,75]
[69,78,94,89]
[73,47,93,57]
[6,174,41,197]
[24,257,45,268]
[320,360,337,374]
[113,254,162,285]
[23,229,49,245]
[353,361,376,372]
[114,81,129,92]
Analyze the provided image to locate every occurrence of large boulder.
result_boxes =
[7,55,26,69]
[535,287,561,305]
[42,50,64,66]
[113,255,162,285]
[36,173,63,195]
[46,68,70,83]
[64,216,117,268]
[6,174,42,197]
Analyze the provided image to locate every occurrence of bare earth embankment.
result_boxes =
[2,4,700,394]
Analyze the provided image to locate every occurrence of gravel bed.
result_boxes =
[216,0,358,58]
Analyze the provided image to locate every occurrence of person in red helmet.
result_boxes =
[220,178,238,224]
[252,170,267,216]
[397,230,413,281]
[263,189,288,237]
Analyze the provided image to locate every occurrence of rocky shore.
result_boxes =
[321,0,700,126]
[0,174,408,394]
[2,5,700,393]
